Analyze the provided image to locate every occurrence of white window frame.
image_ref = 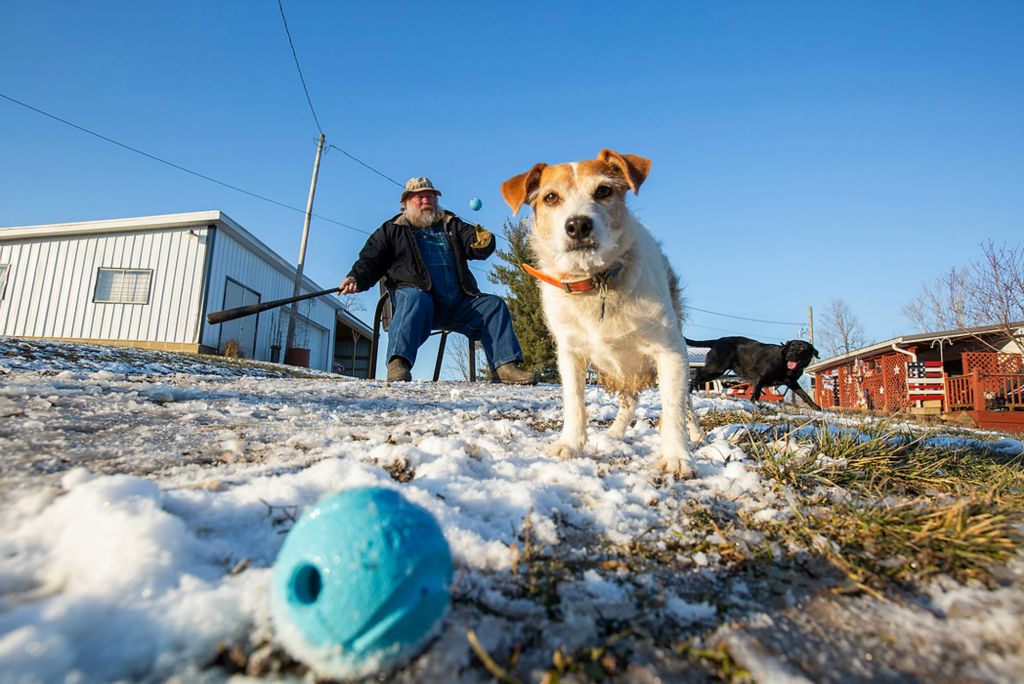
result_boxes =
[0,264,8,300]
[93,267,153,305]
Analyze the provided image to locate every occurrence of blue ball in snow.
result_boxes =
[270,487,452,679]
[469,197,483,211]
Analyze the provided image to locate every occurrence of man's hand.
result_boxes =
[338,276,359,294]
[472,224,493,249]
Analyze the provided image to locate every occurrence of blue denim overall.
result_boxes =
[387,223,523,372]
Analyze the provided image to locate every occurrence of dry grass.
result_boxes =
[674,640,753,684]
[736,418,1024,590]
[697,410,756,432]
[745,419,1024,499]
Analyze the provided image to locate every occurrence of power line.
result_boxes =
[312,213,370,236]
[688,305,801,326]
[276,0,322,135]
[0,91,373,236]
[270,5,496,250]
[3,91,503,270]
[324,142,511,246]
[327,144,404,188]
[0,92,312,215]
[686,322,764,338]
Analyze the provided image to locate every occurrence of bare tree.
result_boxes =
[444,337,488,381]
[901,266,976,332]
[819,298,868,357]
[903,241,1024,353]
[336,293,366,313]
[968,241,1024,352]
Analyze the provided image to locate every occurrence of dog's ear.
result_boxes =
[598,149,651,194]
[501,163,547,215]
[811,345,820,359]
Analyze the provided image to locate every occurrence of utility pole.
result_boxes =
[808,305,814,345]
[285,133,326,355]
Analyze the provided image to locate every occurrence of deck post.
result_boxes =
[942,371,950,412]
[972,370,986,412]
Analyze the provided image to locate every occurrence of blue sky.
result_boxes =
[2,1,1022,374]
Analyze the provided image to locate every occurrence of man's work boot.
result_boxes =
[386,357,412,382]
[495,362,538,385]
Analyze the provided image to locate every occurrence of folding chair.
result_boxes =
[368,283,476,381]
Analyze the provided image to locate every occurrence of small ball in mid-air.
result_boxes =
[469,197,482,211]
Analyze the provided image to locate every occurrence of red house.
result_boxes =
[805,323,1024,434]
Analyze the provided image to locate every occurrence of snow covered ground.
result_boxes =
[1,338,1022,683]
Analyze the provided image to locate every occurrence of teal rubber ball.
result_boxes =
[269,487,452,679]
[469,197,482,211]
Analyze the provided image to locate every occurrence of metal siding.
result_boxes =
[91,239,106,337]
[0,243,20,333]
[12,242,31,334]
[127,234,145,340]
[176,232,198,340]
[182,232,205,341]
[47,236,71,337]
[19,242,42,336]
[0,243,13,331]
[122,234,139,339]
[1,219,344,368]
[2,243,21,332]
[0,227,206,344]
[90,238,109,339]
[42,240,60,336]
[109,236,127,339]
[60,239,80,335]
[23,240,44,335]
[88,237,104,338]
[33,240,53,337]
[157,230,178,340]
[151,231,171,341]
[204,231,338,370]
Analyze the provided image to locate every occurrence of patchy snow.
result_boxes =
[0,338,1022,682]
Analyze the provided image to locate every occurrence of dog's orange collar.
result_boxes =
[521,262,622,293]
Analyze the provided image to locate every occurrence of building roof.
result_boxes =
[688,346,709,366]
[806,322,1024,374]
[0,210,372,337]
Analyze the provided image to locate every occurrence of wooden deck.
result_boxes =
[959,410,1024,435]
[946,370,1024,434]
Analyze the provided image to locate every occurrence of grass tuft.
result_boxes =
[744,420,1024,499]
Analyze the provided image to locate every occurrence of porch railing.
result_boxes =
[945,371,1024,412]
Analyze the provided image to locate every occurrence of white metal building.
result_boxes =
[0,211,372,373]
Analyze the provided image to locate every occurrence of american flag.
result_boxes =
[906,361,944,405]
[907,361,942,379]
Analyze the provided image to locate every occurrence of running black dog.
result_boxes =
[685,336,821,409]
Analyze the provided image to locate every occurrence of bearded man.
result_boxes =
[339,177,536,383]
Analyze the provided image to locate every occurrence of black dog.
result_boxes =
[685,336,821,409]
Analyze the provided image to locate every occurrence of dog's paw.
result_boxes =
[605,424,628,440]
[687,425,707,446]
[658,452,695,480]
[546,440,583,460]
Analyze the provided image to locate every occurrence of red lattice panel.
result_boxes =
[964,352,1024,375]
[861,372,885,410]
[820,356,914,411]
[963,352,1024,394]
[837,365,859,408]
[815,372,837,408]
[880,353,911,411]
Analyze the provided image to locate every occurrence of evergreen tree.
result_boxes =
[490,219,559,382]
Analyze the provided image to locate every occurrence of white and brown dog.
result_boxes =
[501,149,703,477]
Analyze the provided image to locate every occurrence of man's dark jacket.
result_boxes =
[346,211,495,296]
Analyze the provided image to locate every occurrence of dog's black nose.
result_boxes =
[565,216,593,240]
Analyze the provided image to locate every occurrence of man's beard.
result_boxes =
[403,203,443,228]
